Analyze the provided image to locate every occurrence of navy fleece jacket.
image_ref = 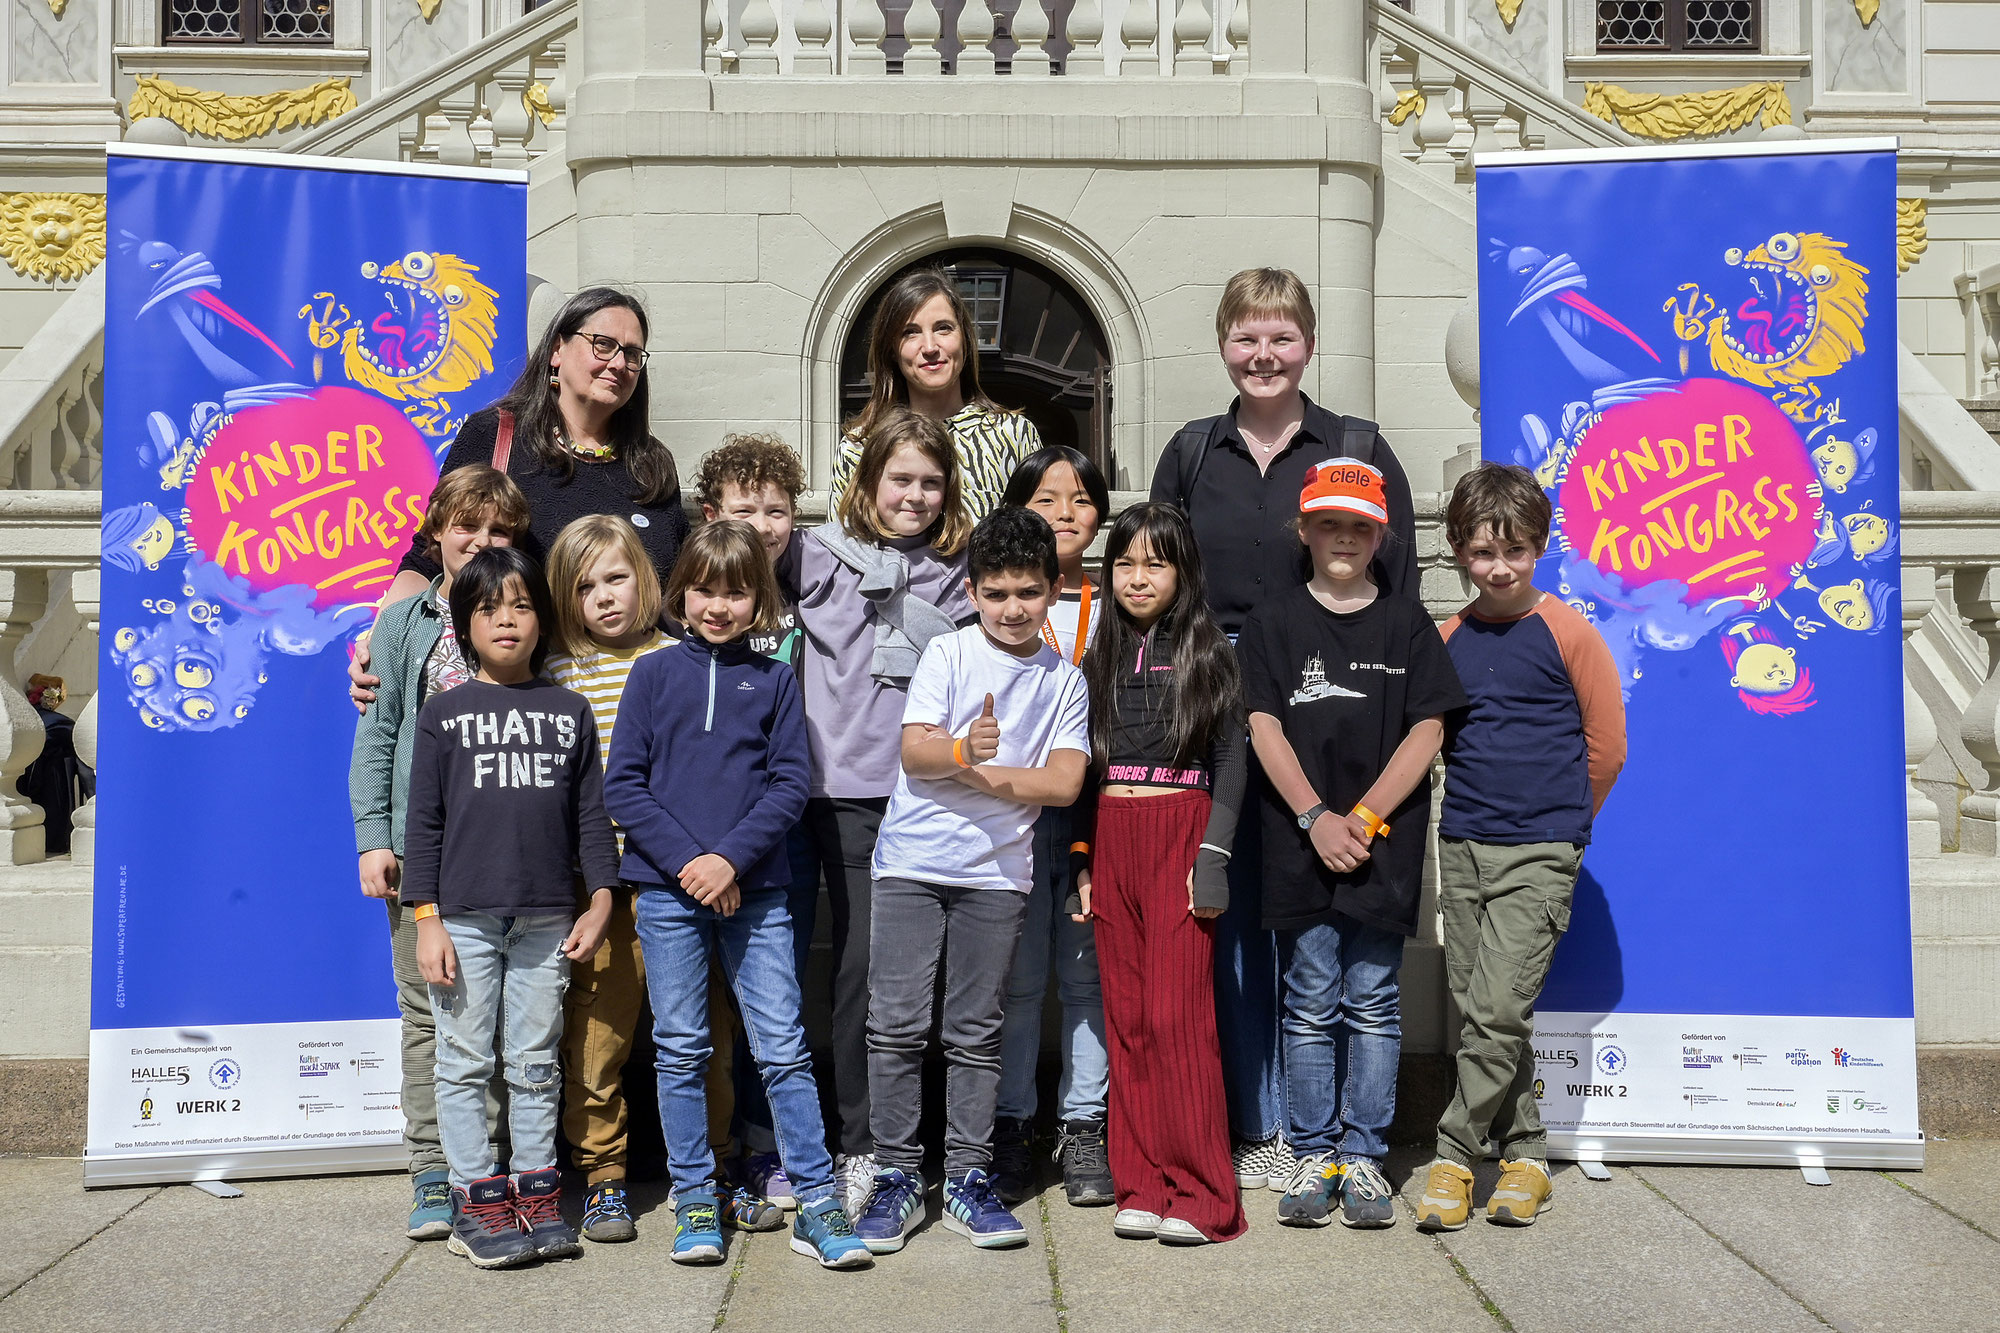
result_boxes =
[602,633,810,890]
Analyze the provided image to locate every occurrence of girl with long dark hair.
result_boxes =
[830,267,1041,520]
[1069,502,1248,1246]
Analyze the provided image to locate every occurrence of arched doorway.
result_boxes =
[840,248,1115,479]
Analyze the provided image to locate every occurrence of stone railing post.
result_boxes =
[1955,564,2000,856]
[1012,0,1052,74]
[738,0,780,73]
[1903,564,1941,858]
[1067,0,1107,75]
[794,0,834,73]
[0,567,49,865]
[1120,0,1161,76]
[1173,0,1213,75]
[957,0,998,74]
[69,569,97,868]
[904,0,945,74]
[848,0,888,74]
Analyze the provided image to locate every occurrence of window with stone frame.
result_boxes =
[1597,1,1759,52]
[164,0,333,44]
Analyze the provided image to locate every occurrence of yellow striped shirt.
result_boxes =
[547,630,669,850]
[831,402,1043,521]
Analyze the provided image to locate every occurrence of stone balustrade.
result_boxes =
[1373,1,1636,181]
[703,0,1249,77]
[0,270,105,495]
[287,0,575,170]
[1959,250,2000,403]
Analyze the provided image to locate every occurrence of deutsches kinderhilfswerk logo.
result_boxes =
[209,1058,242,1090]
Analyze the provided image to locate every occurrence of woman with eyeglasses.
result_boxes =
[352,288,688,617]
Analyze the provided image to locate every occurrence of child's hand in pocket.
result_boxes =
[680,854,739,911]
[416,917,456,986]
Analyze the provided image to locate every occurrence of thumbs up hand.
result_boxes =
[966,692,1001,764]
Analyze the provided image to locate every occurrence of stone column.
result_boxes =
[1955,565,2000,857]
[68,571,97,868]
[1306,0,1377,420]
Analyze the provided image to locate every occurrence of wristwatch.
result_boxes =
[1296,802,1328,831]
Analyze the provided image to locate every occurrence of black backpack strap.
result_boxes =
[1337,414,1381,462]
[1175,415,1229,511]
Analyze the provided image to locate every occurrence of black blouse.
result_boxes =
[398,407,689,582]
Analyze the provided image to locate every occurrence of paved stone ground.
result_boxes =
[7,1142,1999,1332]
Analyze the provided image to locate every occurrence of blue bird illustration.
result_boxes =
[121,232,298,388]
[1494,240,1666,392]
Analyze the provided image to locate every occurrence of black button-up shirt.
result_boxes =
[1151,395,1417,637]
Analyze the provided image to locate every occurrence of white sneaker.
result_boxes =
[836,1153,878,1221]
[1231,1137,1275,1188]
[1112,1208,1162,1238]
[1156,1217,1211,1245]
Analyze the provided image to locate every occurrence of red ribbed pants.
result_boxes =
[1093,790,1247,1242]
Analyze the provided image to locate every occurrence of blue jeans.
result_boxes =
[1216,801,1286,1142]
[997,805,1108,1122]
[1280,912,1405,1162]
[429,911,571,1188]
[736,824,818,1154]
[634,882,837,1204]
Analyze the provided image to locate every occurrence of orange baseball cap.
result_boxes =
[1299,458,1388,522]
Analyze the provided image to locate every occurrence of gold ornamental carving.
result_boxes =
[1898,198,1928,274]
[0,192,106,282]
[1582,80,1793,140]
[1497,0,1523,27]
[47,0,69,17]
[127,75,357,142]
[524,82,557,126]
[419,0,442,18]
[1855,0,1879,24]
[1389,88,1425,126]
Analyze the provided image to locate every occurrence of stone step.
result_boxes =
[1961,399,2000,448]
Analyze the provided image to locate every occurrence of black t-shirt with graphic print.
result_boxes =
[1237,586,1467,935]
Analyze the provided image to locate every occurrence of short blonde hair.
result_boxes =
[1214,267,1316,345]
[832,406,972,559]
[546,514,664,657]
[665,520,786,636]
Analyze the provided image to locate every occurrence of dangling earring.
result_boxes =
[548,370,560,390]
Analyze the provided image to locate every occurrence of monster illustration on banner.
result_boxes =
[1475,141,1920,1169]
[88,145,526,1186]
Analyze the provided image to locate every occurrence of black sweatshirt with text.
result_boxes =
[401,678,621,916]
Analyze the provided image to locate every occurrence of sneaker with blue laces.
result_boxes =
[671,1189,727,1264]
[407,1169,453,1240]
[581,1180,636,1243]
[1338,1156,1398,1229]
[853,1169,925,1254]
[720,1179,787,1232]
[790,1196,875,1269]
[942,1168,1028,1249]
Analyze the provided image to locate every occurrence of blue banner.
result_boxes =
[88,145,525,1184]
[1474,141,1919,1165]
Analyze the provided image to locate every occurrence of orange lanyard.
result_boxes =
[1040,579,1092,664]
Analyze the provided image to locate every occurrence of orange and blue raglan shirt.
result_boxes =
[1439,595,1627,847]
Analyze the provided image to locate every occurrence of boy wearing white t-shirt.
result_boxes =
[853,507,1091,1255]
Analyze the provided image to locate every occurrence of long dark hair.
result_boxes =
[844,267,1009,442]
[497,287,678,505]
[1082,502,1241,770]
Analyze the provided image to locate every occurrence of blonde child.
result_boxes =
[603,521,871,1270]
[349,465,527,1241]
[787,405,974,1214]
[991,446,1114,1207]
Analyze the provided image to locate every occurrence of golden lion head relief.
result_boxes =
[0,192,107,283]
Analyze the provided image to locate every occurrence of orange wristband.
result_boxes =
[412,903,439,921]
[1351,803,1390,838]
[953,736,971,768]
[1069,841,1091,856]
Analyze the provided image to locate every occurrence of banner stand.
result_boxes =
[88,144,527,1188]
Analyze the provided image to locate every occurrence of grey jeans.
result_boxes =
[866,877,1029,1179]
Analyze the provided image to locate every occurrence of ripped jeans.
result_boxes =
[430,911,572,1188]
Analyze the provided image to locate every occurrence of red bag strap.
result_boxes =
[493,409,515,474]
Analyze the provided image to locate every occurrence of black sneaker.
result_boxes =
[991,1116,1034,1205]
[446,1176,538,1269]
[581,1180,637,1243]
[513,1167,582,1259]
[1054,1120,1115,1207]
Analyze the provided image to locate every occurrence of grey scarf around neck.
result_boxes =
[810,522,958,685]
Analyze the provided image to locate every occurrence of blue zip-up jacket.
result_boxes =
[602,632,810,891]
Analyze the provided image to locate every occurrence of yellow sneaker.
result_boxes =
[1413,1159,1474,1232]
[1487,1159,1553,1226]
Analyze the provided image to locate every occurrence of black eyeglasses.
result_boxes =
[569,331,649,370]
